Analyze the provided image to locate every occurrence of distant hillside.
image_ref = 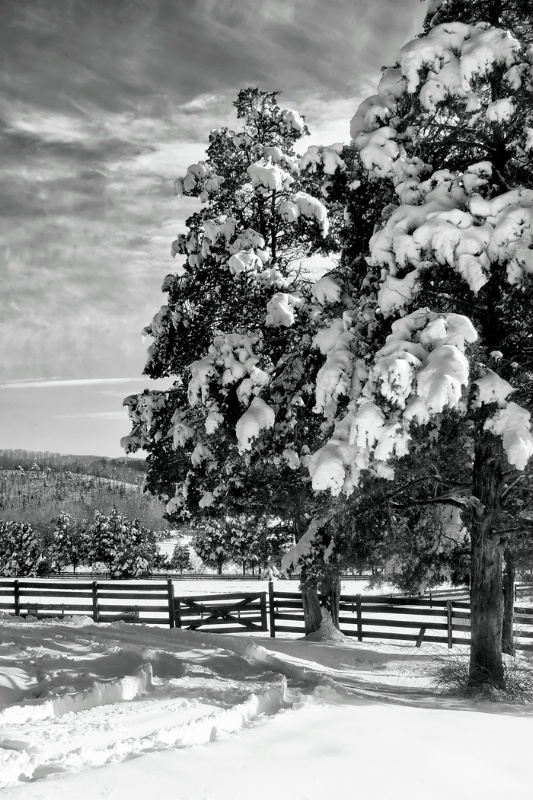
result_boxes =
[0,449,147,485]
[0,450,169,533]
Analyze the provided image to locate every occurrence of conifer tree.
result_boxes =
[0,521,42,577]
[43,511,88,574]
[302,0,533,688]
[87,507,158,579]
[122,89,351,631]
[169,541,193,574]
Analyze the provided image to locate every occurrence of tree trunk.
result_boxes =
[293,515,322,635]
[469,435,505,690]
[293,511,341,635]
[320,570,341,629]
[301,572,322,635]
[502,548,515,656]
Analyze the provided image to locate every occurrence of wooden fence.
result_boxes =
[0,578,176,626]
[175,592,267,634]
[0,579,268,632]
[2,578,533,651]
[267,584,533,651]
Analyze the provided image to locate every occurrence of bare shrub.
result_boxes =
[433,650,533,703]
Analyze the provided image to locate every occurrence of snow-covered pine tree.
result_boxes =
[122,88,354,632]
[44,511,88,575]
[87,508,158,579]
[169,541,193,574]
[191,520,232,575]
[300,0,533,689]
[0,521,42,577]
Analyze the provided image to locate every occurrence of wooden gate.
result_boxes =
[174,591,268,634]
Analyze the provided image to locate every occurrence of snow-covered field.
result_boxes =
[1,610,532,800]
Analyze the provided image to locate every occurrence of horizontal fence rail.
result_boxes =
[268,583,533,652]
[1,578,532,651]
[0,578,176,627]
[174,592,267,634]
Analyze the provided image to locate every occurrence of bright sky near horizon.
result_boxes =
[0,0,426,458]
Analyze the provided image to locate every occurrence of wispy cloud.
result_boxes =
[0,0,427,454]
[0,378,154,390]
[54,411,129,419]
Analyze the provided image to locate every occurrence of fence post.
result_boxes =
[14,579,20,616]
[259,591,268,632]
[356,594,363,641]
[416,626,427,648]
[446,600,453,648]
[268,580,276,638]
[92,580,99,623]
[167,577,176,629]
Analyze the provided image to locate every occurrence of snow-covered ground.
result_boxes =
[1,612,532,800]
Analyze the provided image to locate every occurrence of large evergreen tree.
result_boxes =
[122,89,353,631]
[302,0,533,689]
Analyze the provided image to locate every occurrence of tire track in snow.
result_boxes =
[0,665,294,788]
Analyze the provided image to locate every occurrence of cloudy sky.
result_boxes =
[0,0,426,458]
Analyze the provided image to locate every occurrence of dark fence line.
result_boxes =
[268,584,533,652]
[2,578,532,651]
[0,578,176,627]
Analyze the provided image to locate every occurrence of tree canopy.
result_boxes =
[125,1,533,687]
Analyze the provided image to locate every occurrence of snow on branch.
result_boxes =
[484,402,533,471]
[266,292,305,327]
[309,309,479,493]
[188,333,268,407]
[235,396,276,453]
[174,162,224,201]
[300,143,346,175]
[281,512,334,574]
[370,175,533,314]
[247,160,294,194]
[350,20,523,184]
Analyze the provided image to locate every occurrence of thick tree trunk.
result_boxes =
[502,548,515,656]
[469,435,505,690]
[320,570,341,629]
[301,576,322,635]
[293,512,341,635]
[293,515,322,635]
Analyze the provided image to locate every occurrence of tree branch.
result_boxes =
[502,474,525,501]
[390,494,477,511]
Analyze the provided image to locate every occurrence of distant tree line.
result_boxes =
[0,507,295,579]
[0,449,147,485]
[0,461,168,533]
[0,509,166,579]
